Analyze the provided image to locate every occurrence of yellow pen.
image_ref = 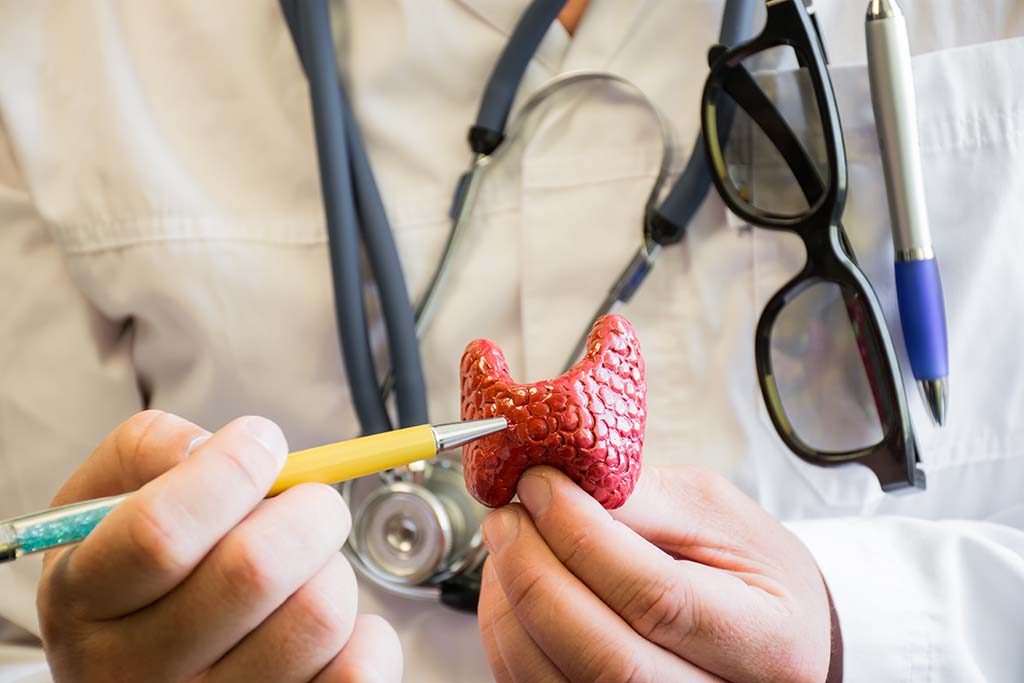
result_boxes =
[0,418,507,564]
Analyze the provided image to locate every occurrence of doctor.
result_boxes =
[1,0,1023,681]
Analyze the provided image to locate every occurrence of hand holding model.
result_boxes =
[478,465,837,683]
[36,411,401,683]
[465,315,838,682]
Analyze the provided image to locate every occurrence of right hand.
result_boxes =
[37,410,402,683]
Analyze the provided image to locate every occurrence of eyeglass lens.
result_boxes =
[717,45,830,218]
[770,281,888,452]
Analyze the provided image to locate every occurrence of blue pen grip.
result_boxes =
[895,258,949,380]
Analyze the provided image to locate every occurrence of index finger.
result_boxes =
[516,466,772,678]
[50,410,208,507]
[45,416,288,619]
[482,503,719,683]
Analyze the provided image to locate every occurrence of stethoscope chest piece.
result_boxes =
[353,481,453,585]
[345,456,488,596]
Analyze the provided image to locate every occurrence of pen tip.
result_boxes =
[918,378,948,427]
[433,418,509,452]
[866,0,902,21]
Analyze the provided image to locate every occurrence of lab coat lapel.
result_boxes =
[451,0,653,79]
[453,0,571,72]
[558,0,655,71]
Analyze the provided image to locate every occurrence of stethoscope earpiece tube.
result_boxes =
[341,96,429,428]
[719,0,760,47]
[469,0,569,155]
[290,0,393,435]
[647,0,759,246]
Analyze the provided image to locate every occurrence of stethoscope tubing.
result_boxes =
[283,0,760,605]
[286,0,428,435]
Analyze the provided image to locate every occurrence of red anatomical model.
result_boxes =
[460,314,646,509]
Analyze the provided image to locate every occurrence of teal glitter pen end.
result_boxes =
[0,493,129,564]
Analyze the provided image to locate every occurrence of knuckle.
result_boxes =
[583,645,645,683]
[37,589,65,643]
[624,574,698,650]
[218,441,273,498]
[501,569,555,623]
[234,415,287,456]
[39,626,120,682]
[557,523,597,570]
[683,464,729,495]
[127,499,193,577]
[38,549,80,625]
[219,531,283,598]
[482,586,517,633]
[115,410,170,472]
[291,571,356,650]
[502,567,542,606]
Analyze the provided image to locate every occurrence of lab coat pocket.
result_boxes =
[748,37,1024,516]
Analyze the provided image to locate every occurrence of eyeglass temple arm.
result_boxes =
[719,66,821,195]
[718,61,855,258]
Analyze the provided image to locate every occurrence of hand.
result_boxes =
[37,410,402,683]
[478,465,837,683]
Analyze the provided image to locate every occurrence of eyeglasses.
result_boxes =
[700,0,925,491]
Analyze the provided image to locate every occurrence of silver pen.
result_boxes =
[866,0,949,426]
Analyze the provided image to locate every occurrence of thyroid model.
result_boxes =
[460,314,646,509]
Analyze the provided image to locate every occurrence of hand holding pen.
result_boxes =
[23,411,500,682]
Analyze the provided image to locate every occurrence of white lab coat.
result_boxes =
[0,0,1022,680]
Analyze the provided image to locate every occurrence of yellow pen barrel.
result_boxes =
[268,425,436,496]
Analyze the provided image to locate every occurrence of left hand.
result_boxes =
[478,465,836,683]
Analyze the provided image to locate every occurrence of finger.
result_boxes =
[610,465,786,562]
[50,410,208,506]
[48,416,289,619]
[129,482,351,677]
[483,504,720,683]
[478,560,566,683]
[520,466,806,679]
[312,614,403,683]
[478,561,514,683]
[204,552,357,683]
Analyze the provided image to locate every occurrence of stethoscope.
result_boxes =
[279,0,757,611]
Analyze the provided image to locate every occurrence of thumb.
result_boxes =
[50,410,209,506]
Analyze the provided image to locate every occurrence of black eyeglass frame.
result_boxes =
[701,0,925,491]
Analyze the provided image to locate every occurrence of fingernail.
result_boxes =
[482,508,519,555]
[184,435,210,458]
[241,417,288,467]
[517,470,551,518]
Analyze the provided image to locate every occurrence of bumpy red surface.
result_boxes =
[460,314,646,509]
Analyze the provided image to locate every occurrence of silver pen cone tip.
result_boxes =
[867,0,902,21]
[432,417,509,452]
[918,378,948,427]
